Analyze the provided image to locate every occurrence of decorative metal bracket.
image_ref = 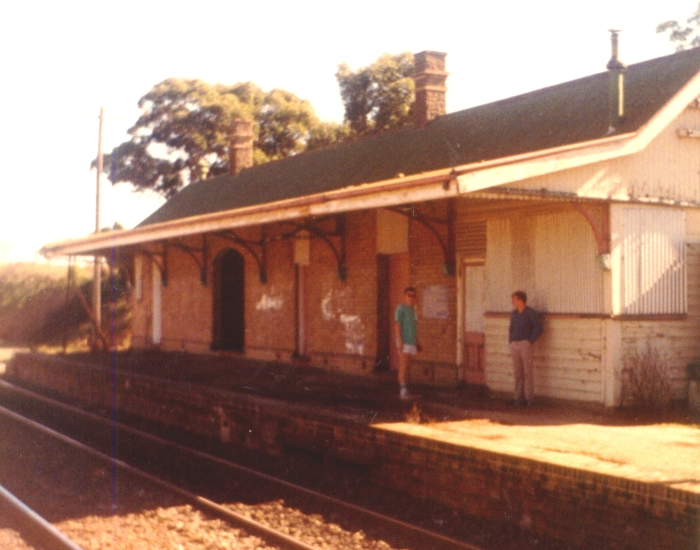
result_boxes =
[218,229,267,283]
[572,203,610,255]
[388,202,456,276]
[572,203,611,271]
[136,245,168,286]
[170,236,209,285]
[283,215,347,281]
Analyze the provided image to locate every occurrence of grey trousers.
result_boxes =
[510,340,533,402]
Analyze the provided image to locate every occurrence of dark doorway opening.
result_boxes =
[213,249,245,351]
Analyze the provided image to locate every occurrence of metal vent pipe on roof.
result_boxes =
[606,29,627,134]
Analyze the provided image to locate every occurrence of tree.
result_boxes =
[104,79,340,198]
[335,52,414,137]
[657,3,700,51]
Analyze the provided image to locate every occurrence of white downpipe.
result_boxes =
[152,260,162,345]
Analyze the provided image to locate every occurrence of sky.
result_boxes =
[0,0,697,263]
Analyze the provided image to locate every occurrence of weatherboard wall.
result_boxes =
[509,105,700,204]
[484,314,605,402]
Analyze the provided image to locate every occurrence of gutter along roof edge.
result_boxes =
[41,130,641,258]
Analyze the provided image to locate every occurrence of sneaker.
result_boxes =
[399,387,412,400]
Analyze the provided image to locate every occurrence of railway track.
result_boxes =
[0,483,84,550]
[0,380,485,550]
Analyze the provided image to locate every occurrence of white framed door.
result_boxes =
[462,262,485,384]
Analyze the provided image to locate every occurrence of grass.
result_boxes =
[0,262,131,349]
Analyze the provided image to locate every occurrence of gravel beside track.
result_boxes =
[0,380,576,550]
[0,411,282,550]
[0,525,36,550]
[0,405,465,550]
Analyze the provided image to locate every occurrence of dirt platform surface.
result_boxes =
[378,405,700,493]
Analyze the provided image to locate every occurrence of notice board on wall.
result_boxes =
[422,285,449,319]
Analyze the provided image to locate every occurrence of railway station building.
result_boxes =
[44,44,700,408]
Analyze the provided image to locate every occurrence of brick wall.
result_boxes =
[306,212,378,374]
[6,353,698,550]
[129,203,461,384]
[408,201,458,385]
[242,234,296,360]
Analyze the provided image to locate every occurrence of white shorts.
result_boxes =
[402,344,417,355]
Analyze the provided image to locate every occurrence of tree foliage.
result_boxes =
[657,3,700,51]
[104,79,343,198]
[104,52,415,198]
[335,52,414,137]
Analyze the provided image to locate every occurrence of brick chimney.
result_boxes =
[606,30,626,134]
[229,119,254,175]
[414,51,448,128]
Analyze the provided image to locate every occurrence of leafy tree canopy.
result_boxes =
[336,52,414,137]
[104,79,346,198]
[657,3,700,51]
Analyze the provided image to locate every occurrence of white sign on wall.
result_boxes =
[422,285,449,319]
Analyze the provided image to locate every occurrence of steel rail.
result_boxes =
[0,403,318,550]
[0,379,485,550]
[0,483,86,550]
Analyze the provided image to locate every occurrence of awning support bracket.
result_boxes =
[170,238,209,285]
[572,202,611,256]
[283,215,347,281]
[136,246,168,286]
[218,230,267,283]
[388,202,456,276]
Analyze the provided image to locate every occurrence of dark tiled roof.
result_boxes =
[141,48,700,226]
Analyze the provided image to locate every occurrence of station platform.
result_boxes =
[3,350,699,549]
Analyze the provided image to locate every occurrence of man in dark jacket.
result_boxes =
[509,291,543,406]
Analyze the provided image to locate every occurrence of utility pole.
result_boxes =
[92,106,104,350]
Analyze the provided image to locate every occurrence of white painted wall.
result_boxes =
[485,209,604,314]
[509,106,700,204]
[610,205,686,315]
[152,259,162,345]
[485,315,604,402]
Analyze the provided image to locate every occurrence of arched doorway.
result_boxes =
[213,249,245,351]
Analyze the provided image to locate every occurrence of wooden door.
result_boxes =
[462,263,485,384]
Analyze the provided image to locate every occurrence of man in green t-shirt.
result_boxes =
[395,286,421,400]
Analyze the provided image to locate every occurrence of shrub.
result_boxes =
[620,342,673,410]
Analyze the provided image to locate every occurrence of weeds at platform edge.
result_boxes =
[405,403,421,423]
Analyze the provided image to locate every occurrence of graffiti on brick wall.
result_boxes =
[321,288,350,320]
[340,314,365,355]
[321,289,365,355]
[255,287,284,312]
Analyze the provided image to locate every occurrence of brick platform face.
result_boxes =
[6,354,699,550]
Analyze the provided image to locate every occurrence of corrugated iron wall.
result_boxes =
[486,209,604,313]
[534,211,604,313]
[618,206,686,315]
